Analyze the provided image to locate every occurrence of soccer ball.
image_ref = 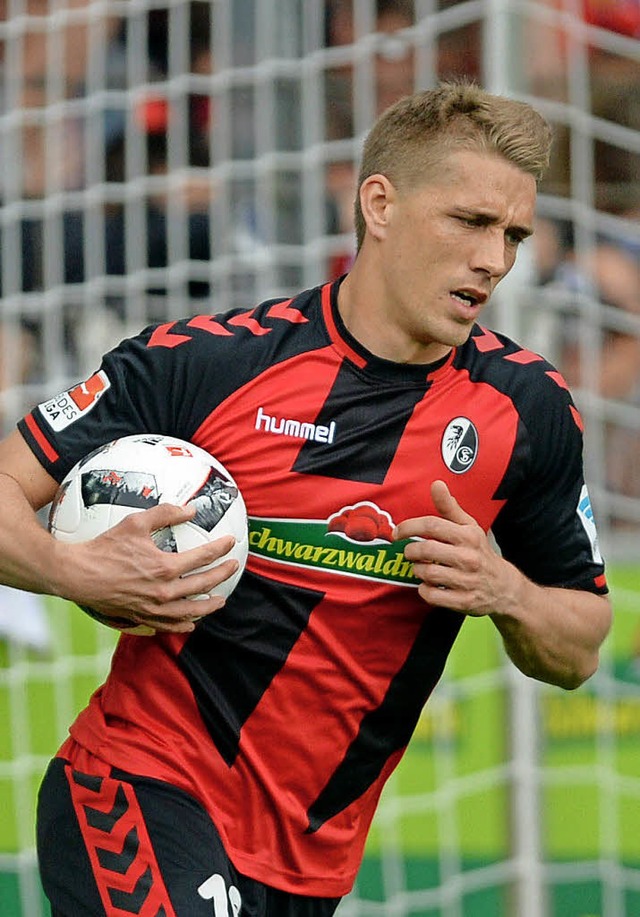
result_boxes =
[48,434,249,635]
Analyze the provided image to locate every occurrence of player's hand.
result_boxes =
[54,502,240,634]
[393,480,508,617]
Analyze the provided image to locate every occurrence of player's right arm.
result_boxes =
[0,430,238,633]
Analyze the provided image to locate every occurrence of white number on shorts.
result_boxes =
[198,873,242,916]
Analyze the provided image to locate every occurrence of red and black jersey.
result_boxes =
[19,278,607,897]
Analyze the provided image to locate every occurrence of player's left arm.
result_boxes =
[395,480,612,690]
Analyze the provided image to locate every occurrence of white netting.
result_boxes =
[0,2,638,915]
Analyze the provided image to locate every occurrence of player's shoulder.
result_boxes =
[457,324,569,399]
[454,325,581,426]
[147,285,321,342]
[247,285,321,325]
[117,285,326,374]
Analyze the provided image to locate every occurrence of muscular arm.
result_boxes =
[0,431,62,592]
[395,480,612,690]
[0,430,238,633]
[488,569,611,688]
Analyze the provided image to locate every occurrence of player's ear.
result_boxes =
[358,173,396,242]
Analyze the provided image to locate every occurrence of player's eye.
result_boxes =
[506,230,527,246]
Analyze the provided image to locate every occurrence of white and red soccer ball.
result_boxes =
[48,434,248,634]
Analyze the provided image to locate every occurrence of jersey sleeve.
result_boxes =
[18,289,325,484]
[17,320,224,483]
[491,372,608,596]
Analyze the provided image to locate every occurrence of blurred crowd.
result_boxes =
[0,0,638,646]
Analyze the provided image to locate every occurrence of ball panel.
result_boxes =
[81,468,160,510]
[51,505,145,542]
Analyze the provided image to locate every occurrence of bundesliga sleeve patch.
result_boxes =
[577,484,603,565]
[38,371,111,432]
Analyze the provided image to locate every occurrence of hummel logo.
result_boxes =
[255,406,336,444]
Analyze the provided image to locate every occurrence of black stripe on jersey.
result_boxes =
[177,570,324,766]
[293,362,429,483]
[493,417,530,500]
[459,327,606,593]
[306,607,464,833]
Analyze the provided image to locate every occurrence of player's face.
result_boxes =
[359,149,536,363]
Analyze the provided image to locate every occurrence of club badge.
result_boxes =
[441,417,478,474]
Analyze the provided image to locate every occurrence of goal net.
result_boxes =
[0,2,639,915]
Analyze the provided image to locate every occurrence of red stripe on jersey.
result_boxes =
[321,282,367,368]
[25,413,59,462]
[595,573,607,589]
[188,315,234,336]
[65,763,178,917]
[505,349,543,364]
[546,370,569,390]
[427,348,456,382]
[473,327,504,352]
[228,309,271,336]
[570,405,584,431]
[267,298,309,324]
[147,321,192,349]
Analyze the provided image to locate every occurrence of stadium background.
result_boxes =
[0,1,639,915]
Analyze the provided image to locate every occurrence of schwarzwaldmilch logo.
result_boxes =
[248,502,419,586]
[441,417,478,473]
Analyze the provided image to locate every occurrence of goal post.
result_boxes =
[0,3,639,916]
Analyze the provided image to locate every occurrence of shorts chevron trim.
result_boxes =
[65,764,178,917]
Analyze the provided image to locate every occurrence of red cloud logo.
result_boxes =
[327,502,395,543]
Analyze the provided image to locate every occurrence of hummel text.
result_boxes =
[255,406,336,444]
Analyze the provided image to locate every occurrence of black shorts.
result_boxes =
[37,756,342,917]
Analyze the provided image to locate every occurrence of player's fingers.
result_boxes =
[403,537,457,566]
[126,587,232,630]
[120,502,197,534]
[430,480,476,525]
[393,483,477,541]
[179,556,241,598]
[86,590,227,635]
[165,534,237,579]
[164,592,230,621]
[394,517,462,544]
[431,481,477,525]
[416,581,468,612]
[411,558,454,585]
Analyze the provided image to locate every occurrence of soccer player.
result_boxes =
[0,83,611,916]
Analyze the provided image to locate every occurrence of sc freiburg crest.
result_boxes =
[441,417,478,474]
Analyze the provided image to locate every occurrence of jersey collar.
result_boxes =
[321,277,456,384]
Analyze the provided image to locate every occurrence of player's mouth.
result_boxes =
[450,288,488,312]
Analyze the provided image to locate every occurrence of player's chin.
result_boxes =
[440,321,476,348]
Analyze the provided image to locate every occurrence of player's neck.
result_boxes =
[337,264,453,366]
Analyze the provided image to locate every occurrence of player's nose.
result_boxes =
[470,229,508,279]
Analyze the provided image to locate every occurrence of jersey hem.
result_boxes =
[222,846,355,898]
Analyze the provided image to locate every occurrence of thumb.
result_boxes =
[430,480,474,524]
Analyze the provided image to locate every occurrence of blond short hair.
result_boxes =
[354,81,553,249]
